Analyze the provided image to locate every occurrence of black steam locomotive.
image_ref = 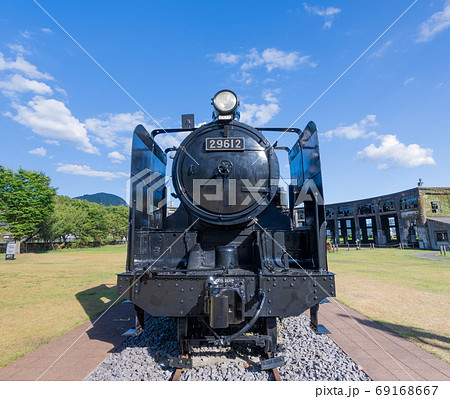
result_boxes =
[117,90,335,355]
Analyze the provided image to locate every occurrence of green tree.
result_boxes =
[78,200,109,243]
[40,196,84,243]
[0,166,56,252]
[105,205,129,241]
[39,196,129,246]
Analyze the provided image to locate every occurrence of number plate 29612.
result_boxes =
[205,137,245,151]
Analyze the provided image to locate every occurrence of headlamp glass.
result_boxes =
[213,90,237,113]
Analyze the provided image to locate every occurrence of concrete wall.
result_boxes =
[426,219,450,250]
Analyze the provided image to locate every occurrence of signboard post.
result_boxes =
[5,242,16,260]
[181,114,195,129]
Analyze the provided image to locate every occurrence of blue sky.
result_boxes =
[0,0,449,204]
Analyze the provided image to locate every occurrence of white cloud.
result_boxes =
[108,151,126,163]
[303,3,341,29]
[85,111,148,147]
[323,115,377,140]
[231,71,253,85]
[404,77,414,86]
[303,3,341,17]
[262,88,281,103]
[214,52,240,64]
[85,111,183,150]
[240,103,280,125]
[212,48,315,75]
[0,54,96,154]
[0,52,53,80]
[21,31,32,39]
[56,164,128,180]
[119,136,133,156]
[242,48,316,71]
[0,74,53,96]
[41,28,52,33]
[369,40,393,58]
[44,139,59,146]
[263,78,276,84]
[240,91,280,126]
[417,2,450,42]
[8,44,31,55]
[154,131,190,149]
[28,147,46,157]
[357,135,436,169]
[240,48,261,70]
[6,96,98,154]
[54,86,68,96]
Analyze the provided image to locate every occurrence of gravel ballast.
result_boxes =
[86,313,370,381]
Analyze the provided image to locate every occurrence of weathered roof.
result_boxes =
[427,216,450,226]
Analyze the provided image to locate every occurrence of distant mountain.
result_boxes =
[74,192,127,207]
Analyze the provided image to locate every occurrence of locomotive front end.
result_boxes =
[117,90,335,354]
[172,105,280,226]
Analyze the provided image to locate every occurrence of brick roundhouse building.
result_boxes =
[296,186,450,249]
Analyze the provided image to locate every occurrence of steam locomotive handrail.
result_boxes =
[151,128,195,137]
[255,127,302,135]
[150,127,302,137]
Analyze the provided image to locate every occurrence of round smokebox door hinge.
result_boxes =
[217,160,233,176]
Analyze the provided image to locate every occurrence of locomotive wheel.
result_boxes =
[264,317,278,354]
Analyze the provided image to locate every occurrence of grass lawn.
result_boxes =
[0,245,127,367]
[1,245,448,368]
[328,248,450,363]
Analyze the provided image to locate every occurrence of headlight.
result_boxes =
[212,90,238,114]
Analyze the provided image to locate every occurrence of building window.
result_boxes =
[390,227,397,240]
[337,206,354,217]
[326,208,335,218]
[346,220,351,228]
[367,228,374,240]
[379,199,396,213]
[358,203,375,215]
[400,195,418,210]
[436,231,448,242]
[388,217,396,227]
[366,218,372,227]
[431,201,440,214]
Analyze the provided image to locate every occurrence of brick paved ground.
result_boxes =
[0,301,135,381]
[1,299,448,381]
[319,300,450,381]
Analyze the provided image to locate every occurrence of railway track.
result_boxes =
[86,314,370,381]
[170,353,283,381]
